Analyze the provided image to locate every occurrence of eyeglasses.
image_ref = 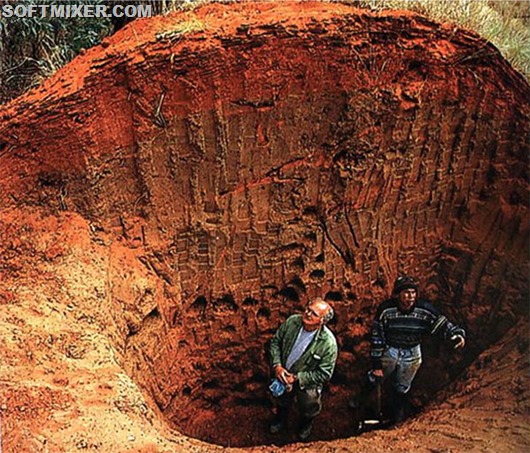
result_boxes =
[304,307,322,319]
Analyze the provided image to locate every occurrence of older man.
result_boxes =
[268,298,338,441]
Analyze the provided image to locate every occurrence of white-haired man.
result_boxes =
[269,298,338,441]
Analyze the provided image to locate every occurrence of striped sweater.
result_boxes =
[371,299,465,368]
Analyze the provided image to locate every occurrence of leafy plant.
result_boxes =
[0,0,112,103]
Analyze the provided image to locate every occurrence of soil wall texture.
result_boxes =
[0,1,528,450]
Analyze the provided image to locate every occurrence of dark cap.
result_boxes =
[393,275,419,295]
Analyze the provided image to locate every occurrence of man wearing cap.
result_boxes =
[366,275,465,422]
[268,297,338,441]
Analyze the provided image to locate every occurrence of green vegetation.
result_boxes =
[355,0,530,80]
[0,0,113,102]
[155,17,205,41]
[0,0,528,104]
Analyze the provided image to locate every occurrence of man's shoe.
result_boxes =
[393,392,408,424]
[297,418,313,441]
[269,406,289,434]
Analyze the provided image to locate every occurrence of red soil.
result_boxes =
[0,1,528,451]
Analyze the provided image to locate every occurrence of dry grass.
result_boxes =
[350,0,530,79]
[167,0,530,80]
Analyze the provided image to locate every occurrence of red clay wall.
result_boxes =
[0,2,528,446]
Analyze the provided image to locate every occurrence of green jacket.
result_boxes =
[269,314,338,389]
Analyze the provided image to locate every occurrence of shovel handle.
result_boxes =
[374,379,382,418]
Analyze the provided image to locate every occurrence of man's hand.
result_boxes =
[284,372,297,386]
[274,365,290,384]
[451,334,465,349]
[274,365,297,386]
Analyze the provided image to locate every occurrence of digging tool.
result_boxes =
[356,378,393,432]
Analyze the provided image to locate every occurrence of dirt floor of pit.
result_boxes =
[0,207,528,452]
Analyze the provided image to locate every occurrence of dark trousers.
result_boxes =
[275,383,323,419]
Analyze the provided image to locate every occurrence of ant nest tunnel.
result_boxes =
[0,2,528,450]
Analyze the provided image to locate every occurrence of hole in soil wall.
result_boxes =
[98,4,527,449]
[117,26,528,443]
[325,291,343,301]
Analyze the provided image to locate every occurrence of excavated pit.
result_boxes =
[0,1,528,449]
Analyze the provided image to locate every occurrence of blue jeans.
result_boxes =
[379,345,422,394]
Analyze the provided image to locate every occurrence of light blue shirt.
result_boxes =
[285,327,317,371]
